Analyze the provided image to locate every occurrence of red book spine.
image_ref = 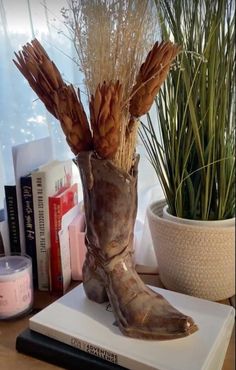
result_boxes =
[49,184,78,293]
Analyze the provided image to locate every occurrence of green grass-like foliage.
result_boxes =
[140,0,235,220]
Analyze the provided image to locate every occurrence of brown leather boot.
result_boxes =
[76,152,198,340]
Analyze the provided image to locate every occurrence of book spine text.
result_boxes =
[32,173,49,290]
[29,322,123,367]
[49,198,63,293]
[20,175,38,287]
[4,185,21,253]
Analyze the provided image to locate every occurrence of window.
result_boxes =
[0,0,157,210]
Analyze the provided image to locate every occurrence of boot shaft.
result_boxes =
[76,151,139,262]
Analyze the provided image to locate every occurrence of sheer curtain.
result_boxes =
[0,0,158,211]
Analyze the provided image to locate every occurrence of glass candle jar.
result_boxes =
[0,254,33,319]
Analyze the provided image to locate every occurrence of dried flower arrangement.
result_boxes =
[14,0,198,340]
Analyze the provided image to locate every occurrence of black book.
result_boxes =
[0,231,4,255]
[16,328,127,370]
[4,184,21,253]
[0,209,5,254]
[20,174,38,287]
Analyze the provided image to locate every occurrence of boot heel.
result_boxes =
[82,259,108,303]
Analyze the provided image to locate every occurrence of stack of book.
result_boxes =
[16,284,235,370]
[2,138,86,293]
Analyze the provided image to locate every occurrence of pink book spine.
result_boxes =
[68,213,86,280]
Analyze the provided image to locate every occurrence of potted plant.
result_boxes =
[141,0,235,301]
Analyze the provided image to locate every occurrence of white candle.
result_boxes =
[0,254,33,319]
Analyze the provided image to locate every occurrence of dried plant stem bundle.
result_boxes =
[114,115,138,172]
[63,0,157,100]
[62,0,158,171]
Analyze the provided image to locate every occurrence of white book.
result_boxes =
[29,284,235,370]
[12,137,53,253]
[32,159,72,291]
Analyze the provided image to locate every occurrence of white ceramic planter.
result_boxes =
[147,200,235,301]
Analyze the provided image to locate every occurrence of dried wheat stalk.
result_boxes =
[64,0,156,101]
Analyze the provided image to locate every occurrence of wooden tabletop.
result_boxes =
[0,275,235,370]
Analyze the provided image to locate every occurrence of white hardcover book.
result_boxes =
[32,159,72,290]
[12,136,53,253]
[29,284,235,370]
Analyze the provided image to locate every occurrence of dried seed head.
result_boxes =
[13,39,93,155]
[57,85,93,154]
[90,81,123,159]
[129,41,180,117]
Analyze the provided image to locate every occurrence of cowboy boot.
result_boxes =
[76,151,198,340]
